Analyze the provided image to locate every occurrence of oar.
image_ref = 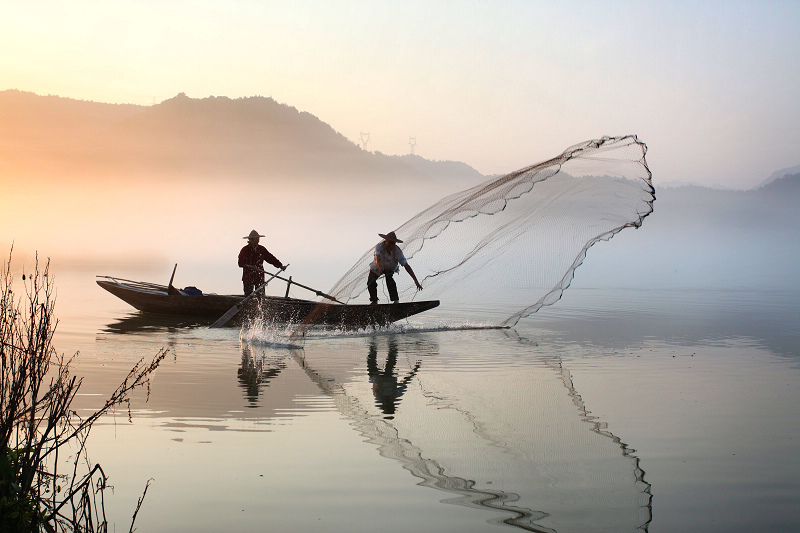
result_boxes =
[246,266,345,304]
[209,266,288,329]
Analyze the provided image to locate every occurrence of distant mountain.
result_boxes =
[0,90,484,186]
[389,153,486,188]
[757,164,800,188]
[657,172,800,201]
[659,164,800,192]
[658,180,733,190]
[652,172,798,236]
[761,172,800,195]
[579,170,800,291]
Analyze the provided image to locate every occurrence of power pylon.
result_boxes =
[360,132,371,151]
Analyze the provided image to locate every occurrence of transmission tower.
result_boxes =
[408,137,417,155]
[360,132,371,151]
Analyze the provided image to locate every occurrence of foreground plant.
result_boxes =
[1,251,165,532]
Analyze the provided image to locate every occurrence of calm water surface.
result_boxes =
[51,271,800,533]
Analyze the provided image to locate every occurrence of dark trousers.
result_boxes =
[243,280,263,296]
[367,270,398,303]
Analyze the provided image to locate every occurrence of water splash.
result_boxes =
[249,318,508,344]
[327,135,654,327]
[240,314,304,349]
[300,322,510,340]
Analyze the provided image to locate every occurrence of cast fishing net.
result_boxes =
[329,135,654,327]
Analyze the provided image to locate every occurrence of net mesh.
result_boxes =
[328,135,654,327]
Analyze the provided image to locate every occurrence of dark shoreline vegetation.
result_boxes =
[1,250,164,532]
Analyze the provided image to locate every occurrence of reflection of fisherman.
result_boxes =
[367,338,421,418]
[238,345,262,404]
[367,231,423,305]
[238,229,285,296]
[238,345,285,406]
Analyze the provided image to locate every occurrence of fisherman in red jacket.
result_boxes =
[238,230,285,295]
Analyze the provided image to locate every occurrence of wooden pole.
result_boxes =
[285,276,292,298]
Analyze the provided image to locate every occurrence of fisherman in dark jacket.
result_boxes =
[238,230,285,295]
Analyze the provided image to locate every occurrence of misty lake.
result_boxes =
[4,87,799,533]
[50,267,800,533]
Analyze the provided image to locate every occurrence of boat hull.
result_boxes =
[96,279,439,328]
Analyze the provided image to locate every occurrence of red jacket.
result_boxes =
[238,244,282,283]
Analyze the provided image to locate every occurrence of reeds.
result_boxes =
[1,250,165,532]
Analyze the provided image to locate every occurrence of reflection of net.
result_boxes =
[294,332,652,531]
[294,346,551,531]
[329,135,654,326]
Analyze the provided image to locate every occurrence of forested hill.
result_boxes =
[0,90,483,185]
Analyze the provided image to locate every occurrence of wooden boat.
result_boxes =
[96,276,439,328]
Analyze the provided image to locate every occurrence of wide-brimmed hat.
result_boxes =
[244,229,265,240]
[379,231,403,243]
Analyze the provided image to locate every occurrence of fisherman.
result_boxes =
[238,230,285,296]
[367,231,423,304]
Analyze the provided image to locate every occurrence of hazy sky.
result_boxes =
[2,0,799,189]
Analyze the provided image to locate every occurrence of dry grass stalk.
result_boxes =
[1,249,165,532]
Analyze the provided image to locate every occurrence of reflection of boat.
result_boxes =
[102,312,210,334]
[96,276,439,328]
